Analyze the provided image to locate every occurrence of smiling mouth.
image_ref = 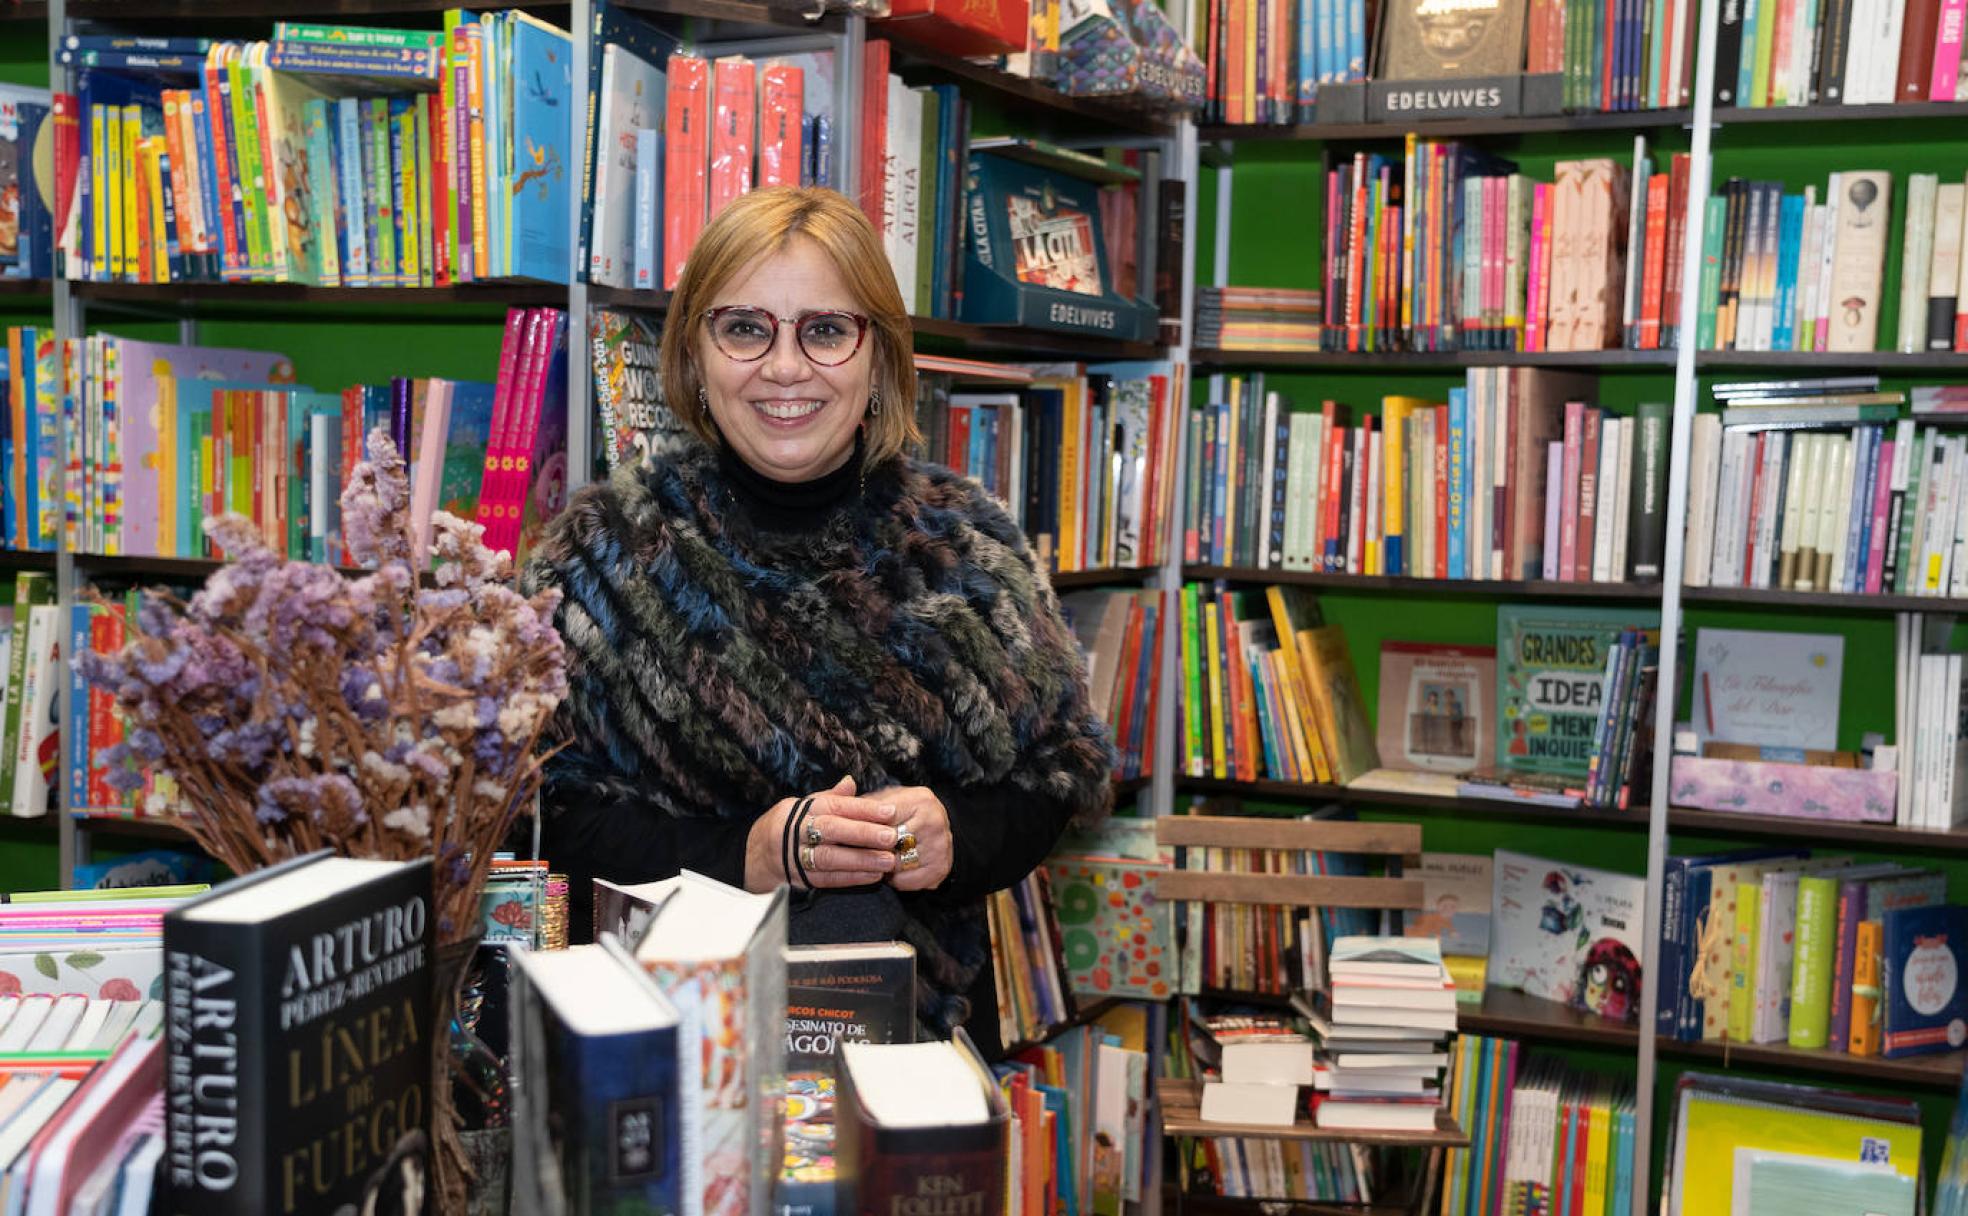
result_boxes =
[754,399,825,421]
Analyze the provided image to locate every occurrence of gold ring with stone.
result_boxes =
[800,844,819,872]
[803,821,824,847]
[896,847,922,870]
[893,827,918,854]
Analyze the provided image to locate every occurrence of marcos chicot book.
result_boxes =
[510,939,686,1216]
[161,851,434,1216]
[834,1029,1009,1216]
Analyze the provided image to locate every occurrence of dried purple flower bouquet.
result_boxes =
[84,426,569,947]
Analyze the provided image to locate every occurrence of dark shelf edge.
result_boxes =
[1052,566,1155,589]
[70,815,192,842]
[881,38,1175,137]
[1189,347,1677,370]
[587,285,673,311]
[1715,100,1968,124]
[1184,565,1663,601]
[1699,349,1968,370]
[1680,585,1968,613]
[0,550,57,572]
[1199,108,1694,143]
[1173,774,1648,826]
[1001,995,1126,1056]
[912,316,1165,359]
[71,280,567,311]
[1667,805,1968,852]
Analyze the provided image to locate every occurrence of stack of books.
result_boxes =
[1197,1012,1316,1126]
[1195,286,1324,352]
[986,869,1075,1048]
[1061,588,1165,782]
[1308,935,1456,1131]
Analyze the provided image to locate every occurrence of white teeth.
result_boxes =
[756,400,823,420]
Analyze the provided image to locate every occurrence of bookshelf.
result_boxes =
[1184,566,1664,601]
[1161,1078,1472,1146]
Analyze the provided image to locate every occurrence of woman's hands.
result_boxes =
[742,776,900,893]
[865,785,955,892]
[741,778,959,895]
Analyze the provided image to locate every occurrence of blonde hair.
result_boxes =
[659,187,922,466]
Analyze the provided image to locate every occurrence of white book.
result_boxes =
[1592,417,1621,582]
[61,1000,113,1052]
[590,44,666,288]
[1897,612,1916,827]
[1313,1100,1438,1132]
[1312,1068,1431,1094]
[1304,414,1328,571]
[881,75,921,307]
[1796,199,1824,350]
[1751,870,1802,1043]
[1793,433,1825,589]
[1283,413,1311,570]
[1623,137,1649,341]
[1909,430,1941,592]
[1921,652,1948,827]
[1365,427,1384,569]
[113,1135,164,1216]
[1875,0,1907,104]
[1492,373,1513,578]
[1222,1040,1314,1086]
[1844,0,1874,102]
[1820,434,1853,591]
[1777,431,1808,586]
[23,1037,161,1216]
[1200,1081,1299,1127]
[1948,653,1968,827]
[1933,439,1965,594]
[1750,433,1784,589]
[28,996,85,1051]
[1685,414,1723,586]
[1932,183,1966,351]
[10,605,55,818]
[1957,171,1968,346]
[0,999,46,1053]
[1331,1051,1449,1069]
[0,1080,79,1180]
[1712,429,1746,587]
[1608,412,1634,582]
[1814,172,1844,340]
[1900,174,1940,353]
[1951,440,1968,595]
[1348,427,1368,574]
[1542,441,1563,581]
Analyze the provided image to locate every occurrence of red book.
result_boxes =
[881,0,1030,55]
[202,50,242,280]
[945,402,972,472]
[52,93,79,272]
[1660,155,1691,346]
[1324,421,1347,571]
[1899,0,1944,99]
[474,308,530,544]
[1346,154,1369,352]
[1637,171,1670,349]
[1558,401,1583,581]
[1221,592,1255,782]
[661,55,709,291]
[1143,588,1168,776]
[1600,0,1619,108]
[858,38,890,229]
[1742,432,1767,582]
[758,65,804,189]
[483,309,547,555]
[708,56,756,220]
[834,1034,1009,1216]
[1574,407,1601,582]
[495,312,558,556]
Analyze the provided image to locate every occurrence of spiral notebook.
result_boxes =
[1669,1078,1922,1216]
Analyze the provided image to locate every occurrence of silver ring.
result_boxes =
[896,847,921,870]
[803,821,824,847]
[800,844,819,873]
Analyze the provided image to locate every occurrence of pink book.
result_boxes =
[1866,437,1896,593]
[1525,183,1551,353]
[1541,441,1563,580]
[411,378,454,563]
[475,308,530,536]
[491,310,554,555]
[502,310,569,556]
[24,1039,163,1216]
[1558,400,1584,581]
[1933,0,1968,100]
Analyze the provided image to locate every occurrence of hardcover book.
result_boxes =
[510,940,685,1216]
[1379,0,1530,80]
[1045,817,1175,1002]
[834,1030,1008,1216]
[1490,849,1645,1022]
[1404,852,1493,959]
[161,852,434,1216]
[1375,643,1496,774]
[1882,903,1968,1058]
[588,307,683,478]
[632,870,788,1216]
[1690,627,1844,753]
[1496,603,1660,781]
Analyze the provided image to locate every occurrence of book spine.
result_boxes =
[163,918,266,1210]
[1848,917,1883,1054]
[1787,875,1838,1049]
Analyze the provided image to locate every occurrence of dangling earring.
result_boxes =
[868,389,881,418]
[697,387,709,414]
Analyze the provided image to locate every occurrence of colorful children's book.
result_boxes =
[1881,903,1968,1058]
[1496,604,1660,781]
[1490,849,1646,1022]
[1376,643,1496,774]
[1045,818,1174,1002]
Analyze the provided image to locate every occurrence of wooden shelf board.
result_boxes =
[1189,347,1677,370]
[884,40,1174,136]
[1200,108,1693,143]
[1680,585,1968,613]
[586,285,673,312]
[1458,987,1964,1088]
[1698,349,1968,370]
[1154,871,1423,909]
[1157,814,1422,854]
[1051,566,1155,589]
[0,279,47,295]
[71,280,567,312]
[1715,100,1968,124]
[1183,565,1663,602]
[0,550,56,573]
[1174,774,1649,827]
[1161,1078,1469,1147]
[1113,774,1153,798]
[71,553,381,582]
[1667,805,1968,852]
[912,316,1165,360]
[71,815,192,843]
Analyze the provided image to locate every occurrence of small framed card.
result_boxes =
[1692,628,1844,752]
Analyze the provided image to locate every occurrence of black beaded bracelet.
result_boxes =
[789,796,817,891]
[780,796,807,890]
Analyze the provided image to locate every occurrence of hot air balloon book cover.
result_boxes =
[1826,171,1892,353]
[1045,818,1174,1001]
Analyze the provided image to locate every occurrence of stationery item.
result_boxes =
[1690,627,1844,752]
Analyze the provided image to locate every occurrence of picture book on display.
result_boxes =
[1496,603,1660,781]
[1491,848,1645,1022]
[161,852,434,1216]
[1375,643,1495,774]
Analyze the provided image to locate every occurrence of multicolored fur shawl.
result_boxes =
[523,439,1113,1034]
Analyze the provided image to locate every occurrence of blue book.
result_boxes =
[577,1,682,274]
[509,14,573,284]
[1844,425,1878,593]
[1736,0,1761,106]
[632,127,658,290]
[1344,0,1366,79]
[1772,193,1804,349]
[800,113,817,188]
[1447,387,1467,579]
[1882,904,1968,1058]
[67,602,91,813]
[513,941,685,1215]
[813,113,833,189]
[1212,399,1231,567]
[1611,1100,1636,1216]
[1316,0,1337,86]
[1295,0,1319,111]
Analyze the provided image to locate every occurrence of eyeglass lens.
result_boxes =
[709,308,862,365]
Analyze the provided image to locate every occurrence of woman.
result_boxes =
[524,186,1113,1053]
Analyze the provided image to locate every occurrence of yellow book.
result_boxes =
[89,111,109,281]
[142,138,169,283]
[397,105,421,289]
[1438,1036,1474,1215]
[1848,918,1883,1055]
[119,106,140,283]
[1263,584,1334,782]
[1727,881,1760,1043]
[156,376,176,558]
[1445,954,1488,1002]
[1221,377,1242,563]
[1584,1082,1612,1212]
[1296,624,1380,784]
[1266,649,1311,782]
[1204,600,1227,779]
[1676,1084,1919,1215]
[1382,396,1433,575]
[1053,375,1083,573]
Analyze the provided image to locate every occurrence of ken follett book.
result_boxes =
[1882,904,1968,1059]
[959,149,1156,341]
[161,851,434,1216]
[833,1029,1008,1216]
